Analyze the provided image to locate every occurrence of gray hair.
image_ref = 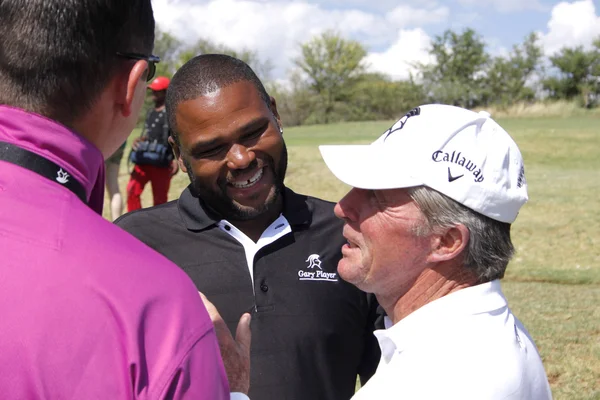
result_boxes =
[408,186,514,283]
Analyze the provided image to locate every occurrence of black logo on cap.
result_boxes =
[383,107,421,141]
[517,165,526,188]
[432,150,484,183]
[447,168,464,182]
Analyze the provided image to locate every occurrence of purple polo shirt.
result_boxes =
[0,106,230,399]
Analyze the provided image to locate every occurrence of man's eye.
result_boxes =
[368,190,385,208]
[247,130,261,139]
[243,125,268,142]
[194,146,225,158]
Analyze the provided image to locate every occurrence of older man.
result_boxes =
[317,104,553,399]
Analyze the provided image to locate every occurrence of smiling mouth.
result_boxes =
[229,168,264,189]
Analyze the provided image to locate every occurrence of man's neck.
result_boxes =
[154,104,165,112]
[229,201,283,243]
[70,90,115,158]
[378,262,479,325]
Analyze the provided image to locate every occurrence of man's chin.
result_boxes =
[228,198,276,221]
[224,202,257,218]
[337,261,365,286]
[227,186,279,217]
[192,175,283,221]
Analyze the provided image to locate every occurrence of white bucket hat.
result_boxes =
[319,104,528,223]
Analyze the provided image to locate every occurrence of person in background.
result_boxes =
[105,141,126,220]
[127,75,178,212]
[116,54,381,400]
[0,1,248,398]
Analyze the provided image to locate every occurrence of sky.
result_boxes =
[152,0,600,81]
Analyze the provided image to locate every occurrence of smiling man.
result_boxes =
[318,104,553,399]
[116,54,380,399]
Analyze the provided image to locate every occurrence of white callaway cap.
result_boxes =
[319,104,528,223]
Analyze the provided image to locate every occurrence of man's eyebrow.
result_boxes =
[187,117,270,154]
[189,137,220,154]
[239,117,269,134]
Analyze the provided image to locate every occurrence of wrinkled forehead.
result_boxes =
[343,187,417,210]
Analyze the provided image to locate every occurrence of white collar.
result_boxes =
[375,280,508,362]
[217,215,291,287]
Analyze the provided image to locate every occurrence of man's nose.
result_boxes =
[334,188,359,222]
[226,143,256,170]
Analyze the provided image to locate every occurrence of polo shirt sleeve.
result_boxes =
[158,327,231,400]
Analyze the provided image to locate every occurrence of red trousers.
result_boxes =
[127,164,172,212]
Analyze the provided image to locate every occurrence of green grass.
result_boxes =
[503,281,599,399]
[106,115,600,399]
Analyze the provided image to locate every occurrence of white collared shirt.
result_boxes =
[217,214,291,288]
[352,280,553,399]
[219,215,291,400]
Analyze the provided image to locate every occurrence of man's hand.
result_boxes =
[131,136,146,150]
[199,292,252,395]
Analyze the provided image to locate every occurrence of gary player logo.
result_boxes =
[305,254,322,269]
[298,254,337,282]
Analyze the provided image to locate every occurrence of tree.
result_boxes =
[417,29,489,107]
[175,38,273,82]
[153,28,185,78]
[135,28,186,125]
[266,71,318,127]
[542,37,600,107]
[348,73,425,121]
[137,30,273,125]
[484,32,543,106]
[295,31,367,123]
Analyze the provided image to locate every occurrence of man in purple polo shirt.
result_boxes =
[0,1,249,398]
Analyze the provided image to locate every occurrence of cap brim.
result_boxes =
[319,144,423,190]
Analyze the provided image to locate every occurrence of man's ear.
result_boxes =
[427,224,469,263]
[120,60,148,117]
[269,96,282,132]
[168,135,187,173]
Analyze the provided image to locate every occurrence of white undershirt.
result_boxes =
[218,215,291,400]
[217,214,292,291]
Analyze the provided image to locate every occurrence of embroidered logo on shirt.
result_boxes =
[56,168,70,184]
[305,254,322,270]
[298,254,338,282]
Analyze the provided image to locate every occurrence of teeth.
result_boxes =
[231,169,263,188]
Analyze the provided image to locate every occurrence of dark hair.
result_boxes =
[0,0,155,126]
[166,54,271,144]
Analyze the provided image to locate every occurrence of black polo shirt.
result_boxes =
[116,187,381,400]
